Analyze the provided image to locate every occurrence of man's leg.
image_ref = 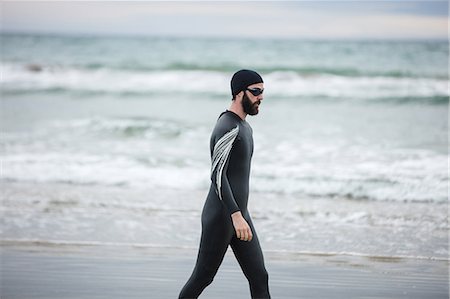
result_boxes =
[179,224,231,298]
[230,218,271,299]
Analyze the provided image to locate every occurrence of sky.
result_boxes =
[1,1,448,40]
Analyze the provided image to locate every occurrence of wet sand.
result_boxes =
[1,243,448,299]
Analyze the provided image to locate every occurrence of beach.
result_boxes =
[1,181,449,298]
[2,242,448,299]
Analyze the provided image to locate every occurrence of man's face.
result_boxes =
[241,83,264,116]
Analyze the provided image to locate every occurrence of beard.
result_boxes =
[242,93,260,116]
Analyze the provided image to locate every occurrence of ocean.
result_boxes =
[1,33,448,260]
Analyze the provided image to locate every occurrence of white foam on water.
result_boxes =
[2,144,447,203]
[2,62,448,101]
[2,114,447,203]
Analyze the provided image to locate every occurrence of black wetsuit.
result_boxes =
[179,111,270,299]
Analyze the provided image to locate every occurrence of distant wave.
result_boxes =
[163,63,449,79]
[2,63,448,104]
[86,61,446,79]
[9,61,450,79]
[2,33,447,83]
[372,95,448,105]
[4,89,447,105]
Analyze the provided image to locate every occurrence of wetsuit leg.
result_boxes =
[178,208,233,299]
[230,217,270,299]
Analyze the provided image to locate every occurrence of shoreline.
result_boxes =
[2,181,448,261]
[1,239,448,262]
[2,243,449,299]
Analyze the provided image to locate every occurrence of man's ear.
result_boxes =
[236,90,244,101]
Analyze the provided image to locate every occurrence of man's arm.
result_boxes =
[210,124,253,242]
[211,125,241,215]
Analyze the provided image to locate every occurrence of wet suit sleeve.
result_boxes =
[210,124,241,215]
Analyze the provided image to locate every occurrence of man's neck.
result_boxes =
[229,102,247,120]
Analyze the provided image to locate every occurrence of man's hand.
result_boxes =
[231,211,253,242]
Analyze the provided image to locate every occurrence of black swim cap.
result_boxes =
[230,69,264,96]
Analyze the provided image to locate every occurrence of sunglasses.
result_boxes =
[246,88,264,96]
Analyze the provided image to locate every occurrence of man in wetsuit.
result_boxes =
[179,70,271,298]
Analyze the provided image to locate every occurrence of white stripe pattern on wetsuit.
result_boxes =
[211,125,239,200]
